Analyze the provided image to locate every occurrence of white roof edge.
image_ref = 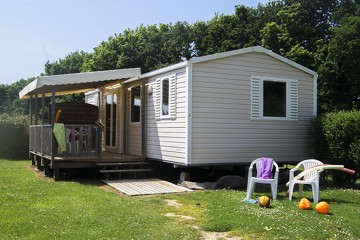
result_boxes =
[189,46,317,76]
[125,61,188,83]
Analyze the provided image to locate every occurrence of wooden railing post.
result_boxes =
[34,95,38,125]
[41,93,46,124]
[51,89,56,167]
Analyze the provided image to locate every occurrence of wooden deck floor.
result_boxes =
[102,178,193,196]
[32,150,145,163]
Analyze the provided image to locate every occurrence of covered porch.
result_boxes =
[19,68,145,180]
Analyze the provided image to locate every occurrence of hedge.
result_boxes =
[314,110,360,186]
[0,114,28,160]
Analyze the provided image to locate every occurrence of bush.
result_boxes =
[314,110,360,186]
[0,114,28,159]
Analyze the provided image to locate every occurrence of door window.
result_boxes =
[105,93,117,147]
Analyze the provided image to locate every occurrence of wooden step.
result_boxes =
[99,169,153,173]
[97,162,149,166]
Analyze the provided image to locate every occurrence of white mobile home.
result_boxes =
[96,46,317,166]
[20,46,317,179]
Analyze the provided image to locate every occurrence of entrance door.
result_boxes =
[105,93,117,150]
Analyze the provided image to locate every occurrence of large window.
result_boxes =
[251,76,298,121]
[131,86,141,123]
[263,81,286,117]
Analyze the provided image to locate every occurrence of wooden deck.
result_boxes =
[102,178,193,196]
[31,150,145,163]
[30,150,146,180]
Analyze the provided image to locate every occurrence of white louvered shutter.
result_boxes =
[169,74,177,119]
[85,92,99,106]
[289,80,298,121]
[251,76,261,120]
[155,78,161,120]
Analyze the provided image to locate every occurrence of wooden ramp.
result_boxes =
[102,178,193,196]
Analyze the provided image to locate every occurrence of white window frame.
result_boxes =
[130,86,141,124]
[160,77,170,118]
[155,74,176,120]
[251,76,298,121]
[104,92,117,148]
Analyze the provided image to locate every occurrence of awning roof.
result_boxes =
[19,68,141,99]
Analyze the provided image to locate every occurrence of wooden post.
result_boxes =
[121,82,127,154]
[29,95,34,163]
[34,95,38,125]
[41,93,45,124]
[29,95,33,125]
[51,89,57,178]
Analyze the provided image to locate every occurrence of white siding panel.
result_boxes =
[190,52,315,165]
[145,69,188,164]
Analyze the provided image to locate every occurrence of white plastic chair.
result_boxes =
[246,158,279,200]
[288,159,323,204]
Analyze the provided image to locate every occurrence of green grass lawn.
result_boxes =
[1,160,359,240]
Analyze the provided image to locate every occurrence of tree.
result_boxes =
[261,0,337,69]
[318,7,360,111]
[82,22,194,73]
[45,50,89,75]
[0,78,33,115]
[191,4,278,56]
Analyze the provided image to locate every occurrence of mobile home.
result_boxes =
[20,46,317,179]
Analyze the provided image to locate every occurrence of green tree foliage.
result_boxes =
[82,22,193,73]
[0,78,33,115]
[45,50,89,75]
[261,0,337,69]
[318,7,360,112]
[192,3,282,56]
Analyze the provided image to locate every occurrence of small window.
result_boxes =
[161,78,169,116]
[263,81,286,117]
[155,74,177,120]
[131,86,141,122]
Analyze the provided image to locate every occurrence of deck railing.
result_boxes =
[29,124,102,158]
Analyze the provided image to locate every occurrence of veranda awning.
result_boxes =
[19,68,141,99]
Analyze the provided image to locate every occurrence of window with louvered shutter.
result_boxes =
[251,76,298,121]
[155,78,161,120]
[251,76,261,120]
[289,80,298,121]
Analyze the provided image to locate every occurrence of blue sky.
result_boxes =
[0,0,269,85]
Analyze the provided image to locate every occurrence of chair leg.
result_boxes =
[311,183,319,204]
[271,183,277,200]
[289,183,295,201]
[246,179,255,199]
